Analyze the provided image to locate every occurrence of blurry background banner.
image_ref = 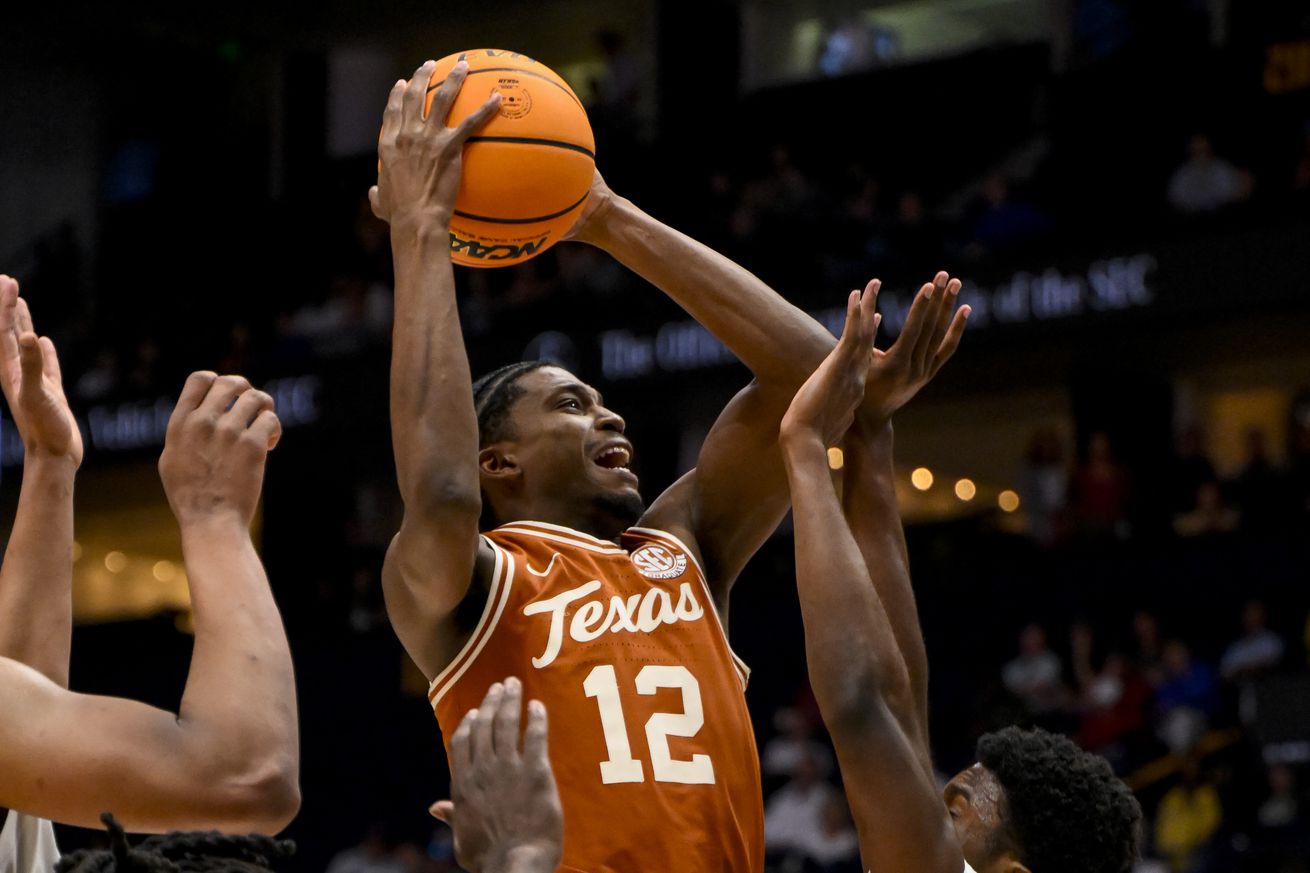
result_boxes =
[3,1,1310,872]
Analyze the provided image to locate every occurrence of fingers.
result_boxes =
[195,374,252,419]
[427,60,471,126]
[523,698,550,764]
[17,333,44,388]
[429,800,454,822]
[38,337,63,387]
[894,281,936,359]
[0,275,18,337]
[368,185,385,221]
[380,78,407,144]
[451,708,475,777]
[911,273,956,369]
[493,677,523,759]
[226,387,274,428]
[857,278,881,352]
[471,681,504,766]
[14,297,34,336]
[166,371,219,440]
[402,60,438,126]
[929,305,971,376]
[834,289,861,352]
[454,91,503,142]
[248,408,283,451]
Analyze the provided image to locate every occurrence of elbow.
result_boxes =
[209,754,301,834]
[406,475,482,521]
[813,659,914,732]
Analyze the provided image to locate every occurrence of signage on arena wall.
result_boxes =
[598,253,1157,381]
[0,375,322,470]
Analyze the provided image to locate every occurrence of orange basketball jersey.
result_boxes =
[430,521,764,873]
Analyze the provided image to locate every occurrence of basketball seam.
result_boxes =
[453,191,590,225]
[464,135,595,159]
[428,67,585,111]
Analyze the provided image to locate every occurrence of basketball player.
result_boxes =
[0,275,299,858]
[780,280,1142,873]
[372,59,851,872]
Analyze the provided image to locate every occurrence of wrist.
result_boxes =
[22,449,80,475]
[574,194,635,249]
[779,428,826,464]
[486,845,561,873]
[177,511,252,542]
[391,210,453,245]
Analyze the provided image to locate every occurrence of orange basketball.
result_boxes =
[425,49,594,268]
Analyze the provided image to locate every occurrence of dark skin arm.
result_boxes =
[571,180,836,602]
[780,286,966,873]
[372,60,502,679]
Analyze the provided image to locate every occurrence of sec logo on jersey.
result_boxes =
[631,543,688,580]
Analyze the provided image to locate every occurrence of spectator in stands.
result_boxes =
[1257,764,1300,830]
[1172,480,1239,537]
[1001,623,1068,721]
[1166,133,1251,215]
[1134,610,1166,687]
[883,189,945,274]
[964,171,1053,258]
[763,749,836,864]
[1070,624,1150,769]
[1018,427,1070,546]
[761,705,834,782]
[1221,601,1284,682]
[1072,431,1132,540]
[803,795,862,873]
[326,823,407,873]
[1155,640,1218,754]
[1154,758,1222,873]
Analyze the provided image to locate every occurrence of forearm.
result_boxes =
[782,437,911,718]
[0,453,76,685]
[841,421,930,725]
[389,221,481,509]
[582,199,834,387]
[175,518,298,813]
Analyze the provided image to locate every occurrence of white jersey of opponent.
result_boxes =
[0,810,59,873]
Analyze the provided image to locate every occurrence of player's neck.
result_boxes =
[496,499,626,543]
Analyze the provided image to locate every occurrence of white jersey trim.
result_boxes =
[499,519,618,547]
[429,538,516,707]
[495,525,627,556]
[626,525,751,690]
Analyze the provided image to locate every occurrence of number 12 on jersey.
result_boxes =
[583,664,717,785]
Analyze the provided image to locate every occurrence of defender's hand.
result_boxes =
[158,372,281,529]
[858,271,969,430]
[561,169,618,244]
[430,678,563,873]
[0,275,82,466]
[371,59,502,228]
[781,281,881,451]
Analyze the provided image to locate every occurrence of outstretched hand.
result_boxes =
[560,169,618,244]
[0,275,82,465]
[859,271,969,429]
[780,281,881,450]
[430,678,563,873]
[370,59,502,227]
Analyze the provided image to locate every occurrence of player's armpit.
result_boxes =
[382,525,497,680]
[0,658,296,834]
[640,381,794,602]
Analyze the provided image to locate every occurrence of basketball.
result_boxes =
[425,49,594,268]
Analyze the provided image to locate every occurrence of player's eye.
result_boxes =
[558,398,582,411]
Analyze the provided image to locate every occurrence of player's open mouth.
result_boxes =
[592,444,633,473]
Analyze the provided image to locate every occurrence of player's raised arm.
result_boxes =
[570,178,839,596]
[0,372,299,835]
[373,61,502,678]
[0,276,80,687]
[842,273,969,767]
[779,287,963,873]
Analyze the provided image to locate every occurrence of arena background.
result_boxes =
[3,2,1310,871]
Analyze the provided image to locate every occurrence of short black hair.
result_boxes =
[57,813,295,873]
[472,361,552,447]
[976,727,1141,873]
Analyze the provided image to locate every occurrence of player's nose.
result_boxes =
[595,405,625,433]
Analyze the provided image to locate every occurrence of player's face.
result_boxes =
[944,764,1019,873]
[502,366,644,525]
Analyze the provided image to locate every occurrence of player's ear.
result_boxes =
[479,444,521,482]
[998,856,1032,873]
